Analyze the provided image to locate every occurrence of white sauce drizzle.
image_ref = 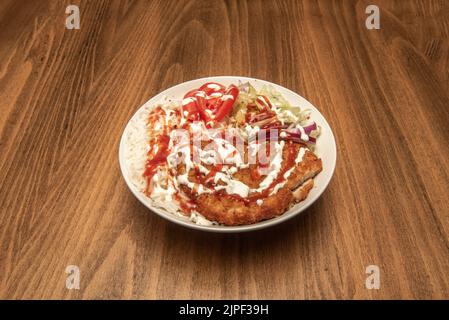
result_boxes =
[182,97,196,106]
[221,94,234,101]
[297,125,309,142]
[214,172,250,197]
[207,83,222,90]
[250,141,285,193]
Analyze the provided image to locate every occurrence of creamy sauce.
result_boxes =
[182,97,196,106]
[207,83,222,90]
[297,125,309,142]
[252,141,285,192]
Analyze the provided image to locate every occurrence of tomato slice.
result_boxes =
[181,83,239,124]
[213,84,239,121]
[195,94,212,123]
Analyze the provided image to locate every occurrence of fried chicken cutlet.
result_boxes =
[178,142,322,225]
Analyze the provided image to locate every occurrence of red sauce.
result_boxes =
[219,142,297,205]
[250,166,261,180]
[204,164,223,184]
[174,192,196,216]
[143,134,170,192]
[143,108,171,194]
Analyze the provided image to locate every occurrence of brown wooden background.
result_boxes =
[0,0,448,299]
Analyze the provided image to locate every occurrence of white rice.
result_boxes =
[123,101,215,226]
[124,104,151,191]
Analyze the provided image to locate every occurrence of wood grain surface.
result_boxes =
[0,0,448,299]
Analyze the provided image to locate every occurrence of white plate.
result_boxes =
[119,76,336,232]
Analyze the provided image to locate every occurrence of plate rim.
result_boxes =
[119,76,337,233]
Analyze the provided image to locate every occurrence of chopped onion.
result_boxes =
[239,82,251,93]
[280,128,316,144]
[303,122,317,135]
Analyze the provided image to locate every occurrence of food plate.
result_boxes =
[119,76,336,232]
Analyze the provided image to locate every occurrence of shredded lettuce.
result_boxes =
[259,84,310,124]
[232,82,320,147]
[234,82,311,125]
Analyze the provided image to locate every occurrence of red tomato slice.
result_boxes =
[195,95,212,122]
[213,84,239,121]
[181,83,239,124]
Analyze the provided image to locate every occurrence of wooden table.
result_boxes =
[1,0,448,300]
